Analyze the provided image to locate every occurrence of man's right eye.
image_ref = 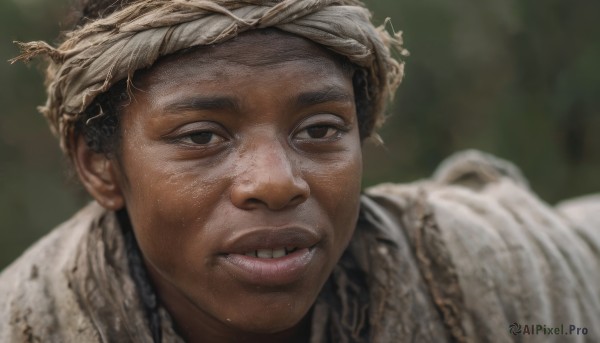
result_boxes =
[179,131,226,146]
[189,132,215,145]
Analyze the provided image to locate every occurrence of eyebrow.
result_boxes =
[162,87,353,115]
[163,96,239,114]
[294,87,354,108]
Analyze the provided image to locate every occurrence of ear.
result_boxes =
[72,135,125,211]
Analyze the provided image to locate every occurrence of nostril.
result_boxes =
[245,198,263,207]
[288,193,309,207]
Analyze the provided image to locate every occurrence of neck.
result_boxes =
[176,306,312,343]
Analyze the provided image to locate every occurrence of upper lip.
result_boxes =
[220,226,321,255]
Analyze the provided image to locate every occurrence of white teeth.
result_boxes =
[272,248,286,258]
[256,249,273,258]
[243,248,297,258]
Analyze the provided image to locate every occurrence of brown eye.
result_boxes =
[296,125,339,140]
[306,126,331,139]
[189,132,214,144]
[173,122,228,147]
[294,113,349,142]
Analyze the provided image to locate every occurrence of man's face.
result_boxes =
[114,30,362,337]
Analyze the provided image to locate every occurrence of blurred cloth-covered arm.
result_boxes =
[365,150,599,342]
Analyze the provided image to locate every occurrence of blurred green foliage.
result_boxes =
[1,0,599,269]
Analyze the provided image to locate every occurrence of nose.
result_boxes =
[230,140,310,211]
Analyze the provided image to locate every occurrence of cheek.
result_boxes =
[306,144,363,246]
[118,153,227,274]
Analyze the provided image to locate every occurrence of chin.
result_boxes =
[217,291,314,334]
[231,315,303,335]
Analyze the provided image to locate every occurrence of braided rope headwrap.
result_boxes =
[12,0,407,154]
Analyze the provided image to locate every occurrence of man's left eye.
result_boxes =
[296,125,339,140]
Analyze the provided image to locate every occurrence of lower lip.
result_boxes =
[222,248,315,286]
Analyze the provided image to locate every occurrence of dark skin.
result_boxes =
[73,30,363,342]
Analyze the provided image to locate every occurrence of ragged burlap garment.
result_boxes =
[1,150,599,342]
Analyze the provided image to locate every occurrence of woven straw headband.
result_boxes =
[12,0,406,153]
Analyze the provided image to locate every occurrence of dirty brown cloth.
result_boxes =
[12,0,406,152]
[1,150,599,342]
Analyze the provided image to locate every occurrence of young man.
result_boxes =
[2,0,599,342]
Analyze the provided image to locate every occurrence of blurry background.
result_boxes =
[1,0,599,269]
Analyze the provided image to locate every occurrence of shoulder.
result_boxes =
[0,202,104,286]
[363,150,600,342]
[0,202,105,342]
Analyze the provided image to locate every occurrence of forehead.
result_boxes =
[135,29,352,86]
